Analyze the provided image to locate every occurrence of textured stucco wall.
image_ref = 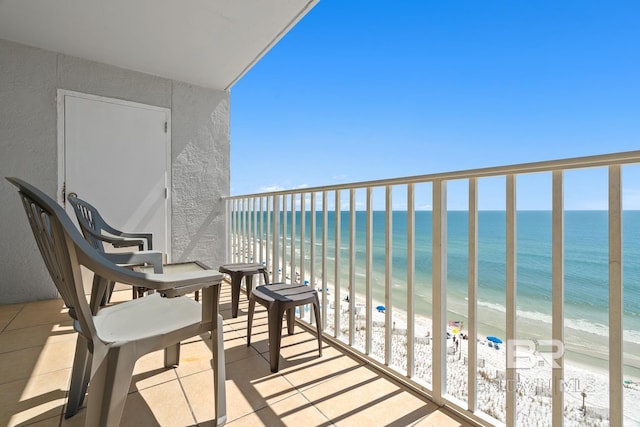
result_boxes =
[0,38,230,304]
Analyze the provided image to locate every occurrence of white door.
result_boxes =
[58,90,171,259]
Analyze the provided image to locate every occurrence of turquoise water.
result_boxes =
[268,210,640,374]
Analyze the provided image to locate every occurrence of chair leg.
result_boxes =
[164,343,181,367]
[268,303,285,373]
[246,298,256,347]
[212,314,227,426]
[86,345,136,427]
[65,335,91,418]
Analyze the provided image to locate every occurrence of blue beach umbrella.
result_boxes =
[487,336,503,344]
[376,305,386,312]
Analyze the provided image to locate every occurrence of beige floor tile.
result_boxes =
[279,345,363,391]
[412,410,471,427]
[224,392,331,427]
[4,299,69,331]
[32,337,77,377]
[222,311,253,330]
[0,302,25,314]
[66,380,196,427]
[0,303,23,331]
[301,365,439,426]
[129,349,179,393]
[223,328,262,364]
[0,346,46,385]
[170,328,257,378]
[120,380,196,427]
[0,368,69,426]
[0,321,75,354]
[173,337,219,377]
[247,323,329,373]
[176,370,226,424]
[180,353,297,423]
[18,415,62,426]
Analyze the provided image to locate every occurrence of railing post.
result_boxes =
[252,197,257,263]
[310,192,316,287]
[300,193,307,319]
[407,183,415,378]
[259,197,264,277]
[552,170,565,426]
[432,179,447,403]
[365,187,373,355]
[232,199,238,263]
[224,199,233,264]
[282,194,288,282]
[272,195,280,283]
[266,196,272,280]
[242,197,248,262]
[334,190,342,337]
[290,194,296,283]
[609,165,623,427]
[322,191,328,330]
[348,189,356,344]
[385,185,393,365]
[468,178,478,412]
[506,174,517,426]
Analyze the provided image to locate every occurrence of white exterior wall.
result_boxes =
[0,38,230,303]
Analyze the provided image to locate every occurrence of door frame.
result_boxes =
[56,89,172,256]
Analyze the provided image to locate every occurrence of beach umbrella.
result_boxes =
[487,336,503,344]
[376,305,385,312]
[452,328,460,334]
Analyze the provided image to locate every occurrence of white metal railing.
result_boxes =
[224,151,640,427]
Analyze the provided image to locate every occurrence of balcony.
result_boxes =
[2,151,640,426]
[225,151,640,426]
[0,283,468,426]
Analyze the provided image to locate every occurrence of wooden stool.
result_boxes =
[247,282,322,373]
[219,263,269,318]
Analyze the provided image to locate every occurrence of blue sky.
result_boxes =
[230,1,640,210]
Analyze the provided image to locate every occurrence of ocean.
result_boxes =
[271,210,640,377]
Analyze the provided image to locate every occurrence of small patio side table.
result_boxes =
[219,263,269,318]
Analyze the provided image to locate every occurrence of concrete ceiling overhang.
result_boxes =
[0,0,318,90]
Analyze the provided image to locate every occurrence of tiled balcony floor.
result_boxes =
[0,282,471,427]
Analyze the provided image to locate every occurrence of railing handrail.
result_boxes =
[225,150,640,199]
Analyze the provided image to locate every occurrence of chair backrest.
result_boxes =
[7,178,108,345]
[67,195,111,252]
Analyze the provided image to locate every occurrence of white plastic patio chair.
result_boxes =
[7,177,227,427]
[67,194,163,301]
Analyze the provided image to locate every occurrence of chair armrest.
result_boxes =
[81,226,146,250]
[112,232,153,250]
[99,222,153,250]
[102,251,164,273]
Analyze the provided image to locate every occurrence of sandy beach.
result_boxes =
[304,277,640,426]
